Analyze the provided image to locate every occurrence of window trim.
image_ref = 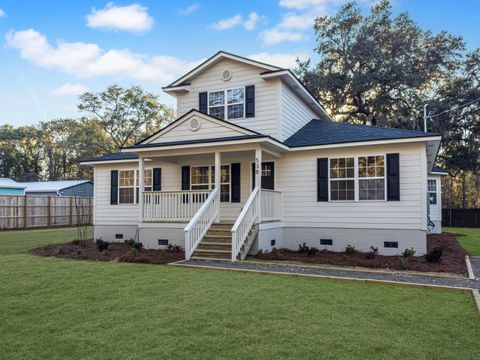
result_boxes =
[428,178,438,205]
[328,154,387,202]
[117,168,152,205]
[190,164,231,203]
[207,87,245,120]
[328,157,355,202]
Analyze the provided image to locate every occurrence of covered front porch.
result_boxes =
[124,140,286,260]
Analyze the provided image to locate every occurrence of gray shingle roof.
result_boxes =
[432,166,448,174]
[285,119,439,147]
[85,153,139,162]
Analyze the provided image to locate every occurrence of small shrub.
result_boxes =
[101,250,110,257]
[307,247,318,257]
[298,242,310,253]
[131,248,139,257]
[76,249,82,255]
[402,247,416,258]
[124,239,135,247]
[345,244,356,256]
[167,244,181,253]
[72,239,80,245]
[425,247,443,263]
[366,246,379,260]
[96,238,109,252]
[133,242,143,251]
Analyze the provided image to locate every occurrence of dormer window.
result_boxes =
[208,88,245,120]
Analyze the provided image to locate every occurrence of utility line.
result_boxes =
[428,97,480,119]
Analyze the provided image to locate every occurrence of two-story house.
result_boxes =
[82,51,446,261]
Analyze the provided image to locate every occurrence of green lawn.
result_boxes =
[1,228,479,359]
[445,227,480,256]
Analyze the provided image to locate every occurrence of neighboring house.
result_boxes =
[18,180,93,197]
[82,51,444,260]
[0,178,26,195]
[428,166,449,233]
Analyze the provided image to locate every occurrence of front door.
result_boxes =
[252,162,275,190]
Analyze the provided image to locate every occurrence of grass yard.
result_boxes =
[1,228,479,359]
[444,227,480,256]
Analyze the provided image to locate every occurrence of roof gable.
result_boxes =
[140,109,260,145]
[164,51,282,89]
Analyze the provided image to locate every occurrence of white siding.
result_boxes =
[276,142,428,230]
[175,58,282,139]
[92,150,269,225]
[94,161,180,226]
[428,175,442,221]
[145,114,247,144]
[280,82,317,141]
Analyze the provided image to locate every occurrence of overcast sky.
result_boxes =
[1,0,479,126]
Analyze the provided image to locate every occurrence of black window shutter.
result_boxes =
[153,168,161,191]
[231,163,241,203]
[199,92,208,114]
[181,166,190,203]
[245,85,255,118]
[317,158,328,202]
[251,163,255,190]
[110,170,118,205]
[387,153,400,201]
[181,166,190,190]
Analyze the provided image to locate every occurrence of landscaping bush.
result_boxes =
[298,242,310,253]
[345,244,356,256]
[133,242,143,251]
[307,247,318,257]
[72,239,80,245]
[131,248,139,257]
[402,247,416,258]
[124,239,135,247]
[95,238,109,252]
[425,247,443,263]
[366,246,378,260]
[167,244,181,253]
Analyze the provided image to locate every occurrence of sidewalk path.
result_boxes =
[176,259,480,290]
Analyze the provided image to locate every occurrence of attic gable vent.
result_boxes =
[221,69,232,82]
[189,118,201,131]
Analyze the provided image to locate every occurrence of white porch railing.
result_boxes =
[143,190,210,222]
[261,189,283,222]
[184,188,220,260]
[231,187,260,261]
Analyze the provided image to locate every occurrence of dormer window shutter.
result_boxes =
[245,85,255,118]
[199,92,208,114]
[387,153,400,201]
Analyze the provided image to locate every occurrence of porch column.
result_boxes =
[214,151,221,222]
[255,148,262,223]
[138,156,144,223]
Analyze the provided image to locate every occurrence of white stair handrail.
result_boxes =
[231,186,260,261]
[184,188,220,260]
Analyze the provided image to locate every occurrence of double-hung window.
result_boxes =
[358,156,385,200]
[208,88,245,120]
[190,165,231,202]
[328,155,386,201]
[329,158,355,201]
[118,169,152,204]
[428,179,437,205]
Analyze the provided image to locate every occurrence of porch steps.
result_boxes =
[191,222,233,260]
[191,222,258,261]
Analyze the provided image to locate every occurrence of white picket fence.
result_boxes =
[0,195,93,230]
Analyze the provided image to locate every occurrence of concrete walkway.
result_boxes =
[470,256,480,281]
[175,259,480,290]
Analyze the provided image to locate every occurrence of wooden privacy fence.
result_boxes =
[442,208,480,228]
[0,195,93,230]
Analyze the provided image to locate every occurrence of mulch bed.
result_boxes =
[31,240,184,265]
[253,233,468,275]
